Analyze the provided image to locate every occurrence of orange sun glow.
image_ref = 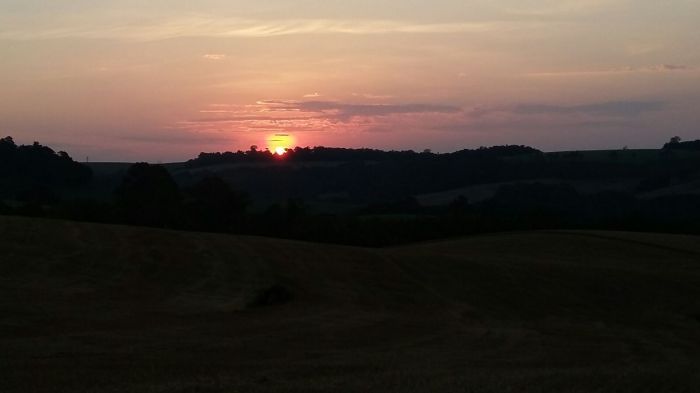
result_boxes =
[267,133,295,155]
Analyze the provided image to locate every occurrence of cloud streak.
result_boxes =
[203,54,226,60]
[527,64,697,77]
[0,17,524,41]
[178,100,464,135]
[182,99,665,138]
[504,0,626,16]
[511,101,665,117]
[265,100,462,121]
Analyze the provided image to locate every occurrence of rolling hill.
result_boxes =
[1,216,700,392]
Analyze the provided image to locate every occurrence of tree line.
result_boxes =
[2,136,700,246]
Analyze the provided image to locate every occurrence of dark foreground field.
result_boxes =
[1,216,699,392]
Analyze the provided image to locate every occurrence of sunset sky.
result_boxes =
[1,0,699,161]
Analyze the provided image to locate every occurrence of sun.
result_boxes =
[267,133,295,155]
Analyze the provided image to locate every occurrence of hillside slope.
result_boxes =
[1,216,699,392]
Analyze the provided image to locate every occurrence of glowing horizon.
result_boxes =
[267,133,295,155]
[1,1,699,162]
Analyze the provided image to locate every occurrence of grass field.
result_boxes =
[1,216,699,392]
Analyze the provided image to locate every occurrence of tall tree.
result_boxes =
[114,163,181,227]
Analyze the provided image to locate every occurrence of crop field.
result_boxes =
[1,216,699,392]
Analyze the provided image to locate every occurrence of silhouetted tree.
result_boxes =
[663,138,700,151]
[182,176,249,232]
[0,200,11,215]
[0,136,92,199]
[17,185,59,205]
[114,163,181,227]
[0,136,17,160]
[482,183,583,229]
[448,195,470,217]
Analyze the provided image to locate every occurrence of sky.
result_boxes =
[1,0,699,162]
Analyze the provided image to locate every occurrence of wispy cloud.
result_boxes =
[177,99,464,135]
[259,100,461,120]
[352,93,395,100]
[0,17,524,41]
[504,0,625,16]
[511,100,665,117]
[527,64,697,77]
[203,54,226,60]
[648,64,692,71]
[182,99,665,138]
[470,100,666,119]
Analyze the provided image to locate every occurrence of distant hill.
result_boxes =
[2,216,700,392]
[35,142,700,211]
[0,137,92,200]
[5,137,700,247]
